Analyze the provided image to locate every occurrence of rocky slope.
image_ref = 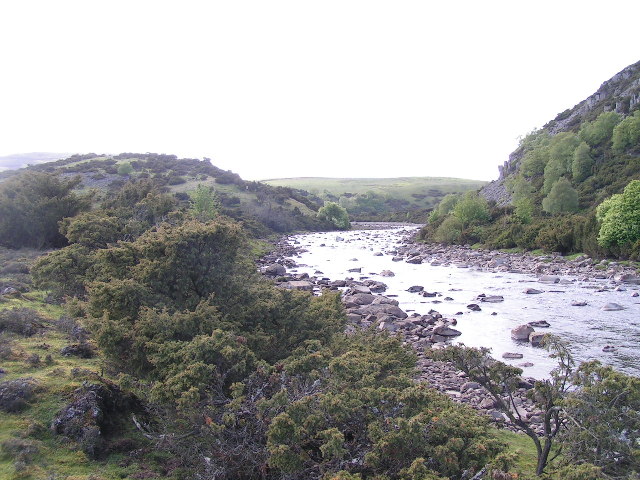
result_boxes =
[481,59,640,206]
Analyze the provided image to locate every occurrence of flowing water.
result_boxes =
[283,225,640,378]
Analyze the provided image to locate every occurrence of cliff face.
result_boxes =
[481,60,640,206]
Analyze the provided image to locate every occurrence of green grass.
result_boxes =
[0,282,170,479]
[262,176,487,211]
[493,428,539,475]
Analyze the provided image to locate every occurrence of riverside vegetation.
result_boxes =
[420,60,640,261]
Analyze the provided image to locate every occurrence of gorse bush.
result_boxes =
[155,330,503,480]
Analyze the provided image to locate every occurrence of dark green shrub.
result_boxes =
[167,175,186,185]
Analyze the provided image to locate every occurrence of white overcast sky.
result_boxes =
[1,1,638,181]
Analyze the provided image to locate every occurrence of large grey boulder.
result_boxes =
[616,273,640,284]
[358,303,408,319]
[601,303,624,311]
[264,264,286,276]
[342,293,376,308]
[511,324,535,341]
[480,295,504,303]
[281,280,314,291]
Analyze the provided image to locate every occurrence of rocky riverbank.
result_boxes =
[258,229,639,434]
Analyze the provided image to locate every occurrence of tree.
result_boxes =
[433,215,463,243]
[560,361,640,477]
[571,141,594,183]
[189,184,220,221]
[542,177,579,214]
[509,175,536,224]
[432,336,574,476]
[117,162,134,176]
[317,202,351,230]
[580,111,620,147]
[429,193,460,223]
[612,110,640,153]
[452,192,490,227]
[596,179,640,248]
[543,133,580,193]
[0,172,90,248]
[59,211,121,248]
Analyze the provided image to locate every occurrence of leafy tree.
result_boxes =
[514,197,535,224]
[596,179,640,248]
[560,361,640,477]
[117,162,134,176]
[508,175,536,224]
[432,336,574,476]
[433,215,463,243]
[612,110,640,153]
[189,184,220,221]
[0,172,90,248]
[542,178,579,214]
[571,141,594,183]
[543,133,580,193]
[428,193,460,223]
[317,202,351,230]
[579,111,621,147]
[452,192,490,227]
[521,146,550,178]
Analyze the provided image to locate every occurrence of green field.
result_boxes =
[263,176,486,197]
[263,176,487,220]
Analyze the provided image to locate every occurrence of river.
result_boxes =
[281,225,640,379]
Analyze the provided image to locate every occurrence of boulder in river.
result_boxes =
[406,257,423,264]
[538,275,560,284]
[528,320,550,328]
[432,324,462,337]
[379,270,395,277]
[342,293,376,307]
[502,352,524,359]
[480,295,504,303]
[601,302,624,311]
[571,300,588,306]
[407,285,424,293]
[372,296,399,306]
[524,288,543,294]
[467,304,481,312]
[529,332,546,347]
[616,273,640,284]
[511,324,535,341]
[348,285,371,295]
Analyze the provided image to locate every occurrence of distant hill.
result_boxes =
[0,153,329,236]
[0,152,71,171]
[263,176,487,221]
[421,59,640,258]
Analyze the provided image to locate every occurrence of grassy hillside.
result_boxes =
[263,176,487,221]
[0,153,330,236]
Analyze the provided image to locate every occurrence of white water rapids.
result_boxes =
[282,225,640,378]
